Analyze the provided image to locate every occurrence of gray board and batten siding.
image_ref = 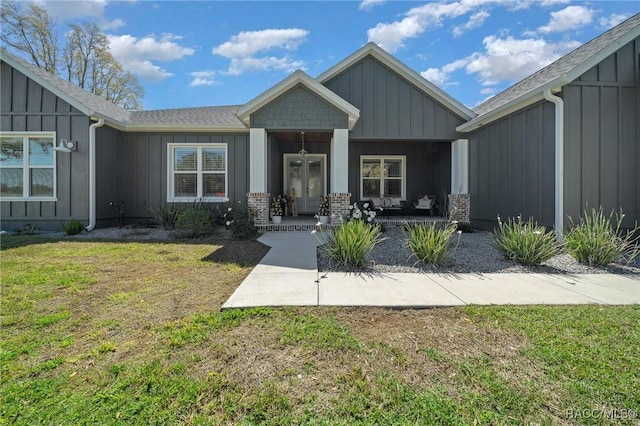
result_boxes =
[114,133,249,220]
[468,37,640,230]
[0,61,92,229]
[322,55,467,141]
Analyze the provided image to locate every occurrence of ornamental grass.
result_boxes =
[564,208,640,266]
[494,215,561,266]
[404,222,460,265]
[322,220,383,267]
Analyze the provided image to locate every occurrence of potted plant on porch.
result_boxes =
[317,195,330,224]
[271,195,284,224]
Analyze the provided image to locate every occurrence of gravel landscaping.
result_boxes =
[317,227,640,275]
[24,225,639,275]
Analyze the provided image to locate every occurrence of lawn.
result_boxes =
[1,234,638,425]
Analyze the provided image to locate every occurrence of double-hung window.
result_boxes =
[0,132,56,200]
[168,144,228,202]
[360,155,406,199]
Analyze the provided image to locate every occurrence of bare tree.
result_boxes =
[1,1,144,110]
[1,1,58,73]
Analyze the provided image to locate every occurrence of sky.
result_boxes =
[26,0,640,111]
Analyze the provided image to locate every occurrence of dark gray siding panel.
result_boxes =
[96,126,121,224]
[468,101,556,230]
[564,36,640,227]
[348,141,451,208]
[251,85,348,130]
[0,61,91,231]
[323,56,465,140]
[115,133,249,219]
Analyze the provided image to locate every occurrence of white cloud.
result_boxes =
[227,56,306,76]
[599,13,631,29]
[466,35,580,85]
[212,28,309,75]
[34,0,124,30]
[422,33,580,89]
[366,0,530,52]
[189,70,219,87]
[537,5,594,33]
[452,10,490,37]
[212,29,308,58]
[359,0,385,11]
[108,33,195,81]
[421,57,471,87]
[539,0,570,5]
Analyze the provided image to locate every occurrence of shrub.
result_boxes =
[345,202,378,224]
[63,219,85,235]
[175,205,213,237]
[322,221,383,267]
[564,208,640,266]
[149,202,181,230]
[13,223,39,236]
[404,222,460,265]
[225,208,258,240]
[494,215,561,266]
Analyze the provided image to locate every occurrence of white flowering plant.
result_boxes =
[344,202,379,224]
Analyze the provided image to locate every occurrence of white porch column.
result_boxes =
[331,129,349,193]
[451,139,468,194]
[249,128,267,193]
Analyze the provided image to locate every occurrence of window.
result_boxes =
[360,156,405,199]
[168,144,228,201]
[0,133,56,200]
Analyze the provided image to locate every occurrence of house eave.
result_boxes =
[121,124,249,133]
[456,79,565,133]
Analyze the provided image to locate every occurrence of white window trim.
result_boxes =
[360,155,406,200]
[0,131,57,201]
[167,143,229,202]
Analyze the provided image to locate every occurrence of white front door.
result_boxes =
[284,154,326,214]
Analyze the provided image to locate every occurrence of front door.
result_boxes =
[284,154,326,214]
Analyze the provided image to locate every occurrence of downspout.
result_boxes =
[543,88,564,240]
[86,117,105,231]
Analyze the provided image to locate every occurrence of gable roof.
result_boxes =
[458,13,640,132]
[0,48,131,125]
[237,70,360,130]
[317,42,476,121]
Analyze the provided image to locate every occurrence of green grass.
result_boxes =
[1,233,638,425]
[322,221,383,267]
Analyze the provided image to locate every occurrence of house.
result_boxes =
[1,13,638,233]
[458,13,640,232]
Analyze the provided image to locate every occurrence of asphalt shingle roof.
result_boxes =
[473,13,640,116]
[129,106,245,128]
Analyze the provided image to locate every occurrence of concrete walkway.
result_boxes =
[222,232,640,309]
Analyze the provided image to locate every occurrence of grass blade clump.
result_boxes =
[564,208,640,266]
[404,222,459,265]
[494,215,561,266]
[322,221,383,267]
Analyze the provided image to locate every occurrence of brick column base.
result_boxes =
[329,193,351,225]
[247,192,270,226]
[448,194,470,224]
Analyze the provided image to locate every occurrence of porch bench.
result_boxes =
[370,198,406,216]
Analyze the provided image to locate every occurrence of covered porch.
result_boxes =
[257,214,449,232]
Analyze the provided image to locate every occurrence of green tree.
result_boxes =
[1,1,143,110]
[0,1,58,73]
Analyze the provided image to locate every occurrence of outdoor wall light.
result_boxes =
[53,138,77,153]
